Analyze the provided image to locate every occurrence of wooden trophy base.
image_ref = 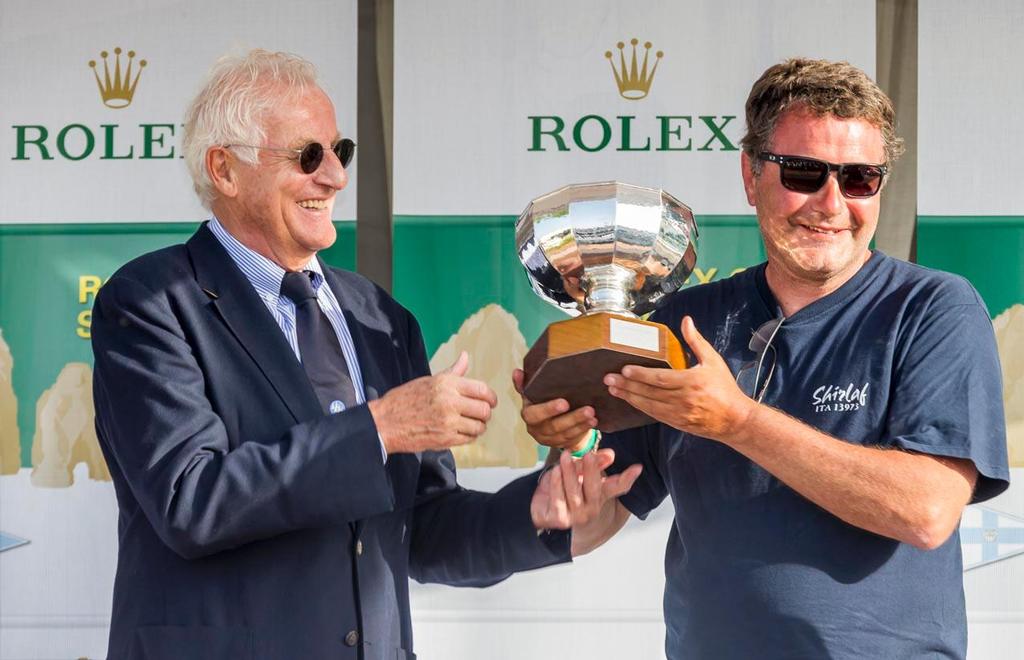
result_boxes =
[522,312,687,433]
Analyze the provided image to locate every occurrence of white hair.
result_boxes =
[182,50,320,209]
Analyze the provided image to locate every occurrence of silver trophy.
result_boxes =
[516,181,699,432]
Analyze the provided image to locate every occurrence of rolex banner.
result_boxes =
[393,1,875,657]
[917,0,1024,650]
[0,2,357,658]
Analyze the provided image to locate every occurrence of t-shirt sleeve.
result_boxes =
[885,292,1010,502]
[602,422,669,519]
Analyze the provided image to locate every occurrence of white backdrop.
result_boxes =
[394,0,875,217]
[918,0,1024,217]
[0,0,358,223]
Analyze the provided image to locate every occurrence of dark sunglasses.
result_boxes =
[226,138,356,174]
[757,152,887,198]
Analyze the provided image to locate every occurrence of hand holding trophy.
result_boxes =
[516,182,699,433]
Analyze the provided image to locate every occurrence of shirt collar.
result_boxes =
[208,216,324,298]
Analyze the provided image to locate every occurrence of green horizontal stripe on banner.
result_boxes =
[918,215,1024,228]
[392,214,766,354]
[395,214,758,228]
[0,222,201,236]
[0,219,357,235]
[916,214,1024,319]
[0,221,358,466]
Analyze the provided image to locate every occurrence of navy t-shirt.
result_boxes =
[604,251,1010,660]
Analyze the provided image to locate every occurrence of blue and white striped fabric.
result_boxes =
[208,216,367,409]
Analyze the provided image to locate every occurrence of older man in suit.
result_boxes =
[91,50,637,660]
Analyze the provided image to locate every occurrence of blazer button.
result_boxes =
[356,540,363,555]
[344,630,360,647]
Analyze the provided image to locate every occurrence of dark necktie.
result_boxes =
[280,270,358,414]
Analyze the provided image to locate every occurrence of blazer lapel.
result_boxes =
[320,260,418,534]
[318,259,391,404]
[187,224,322,423]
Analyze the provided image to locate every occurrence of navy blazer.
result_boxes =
[92,224,570,660]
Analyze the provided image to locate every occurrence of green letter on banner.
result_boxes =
[658,116,692,151]
[529,116,569,151]
[57,124,96,161]
[142,124,176,159]
[617,116,651,151]
[698,116,737,151]
[573,115,612,152]
[102,125,134,159]
[12,125,54,160]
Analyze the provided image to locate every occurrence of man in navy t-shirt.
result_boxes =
[518,58,1009,659]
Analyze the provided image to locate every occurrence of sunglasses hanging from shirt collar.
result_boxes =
[735,315,785,403]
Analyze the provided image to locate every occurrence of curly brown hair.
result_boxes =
[741,58,904,173]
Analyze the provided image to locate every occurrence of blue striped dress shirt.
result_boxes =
[208,217,387,461]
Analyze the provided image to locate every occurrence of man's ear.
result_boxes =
[740,151,757,207]
[207,146,240,199]
[741,150,765,207]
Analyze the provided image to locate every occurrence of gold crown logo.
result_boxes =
[88,48,147,109]
[605,38,663,100]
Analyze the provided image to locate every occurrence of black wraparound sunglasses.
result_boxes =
[226,138,356,173]
[758,152,887,198]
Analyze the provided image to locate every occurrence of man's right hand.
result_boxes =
[512,368,596,453]
[369,351,497,454]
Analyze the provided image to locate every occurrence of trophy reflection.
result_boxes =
[516,182,698,432]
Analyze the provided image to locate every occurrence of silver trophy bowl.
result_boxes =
[516,181,699,318]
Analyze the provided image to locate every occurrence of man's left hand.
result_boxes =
[530,449,641,543]
[604,315,756,444]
